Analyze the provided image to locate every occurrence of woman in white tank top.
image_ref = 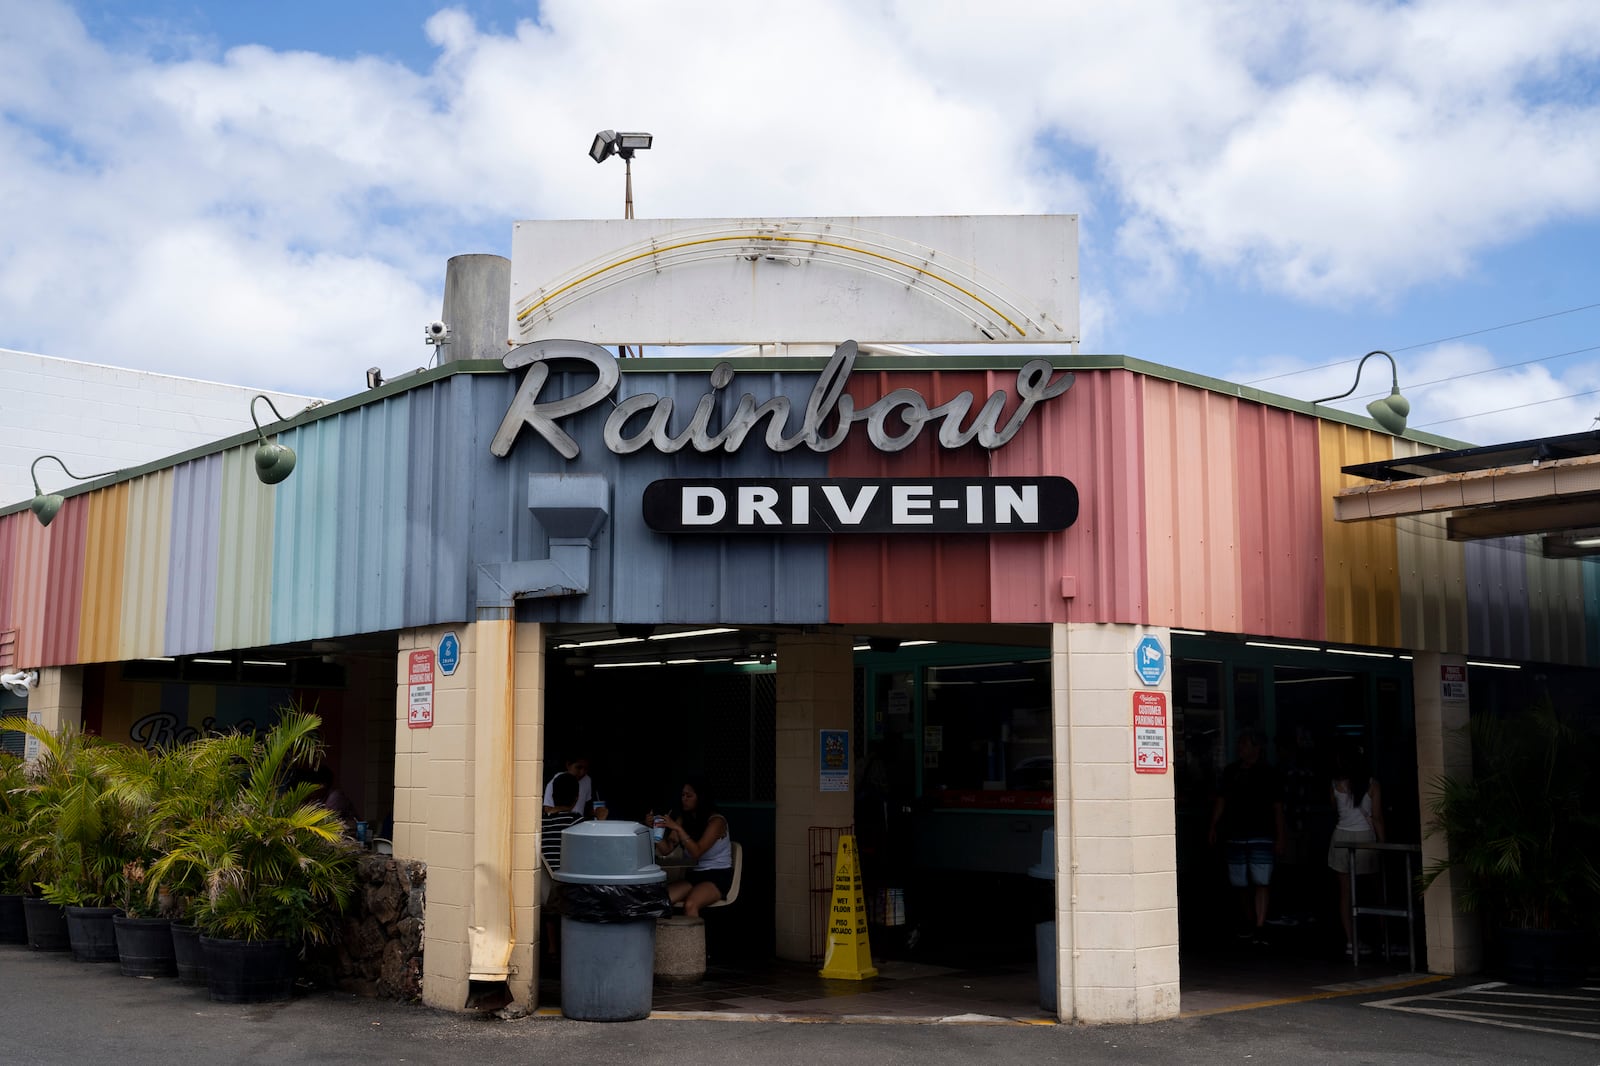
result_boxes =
[656,779,732,917]
[1328,744,1386,956]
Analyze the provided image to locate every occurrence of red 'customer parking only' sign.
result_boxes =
[408,650,435,729]
[1133,691,1168,774]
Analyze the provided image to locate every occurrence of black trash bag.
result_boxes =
[553,881,672,923]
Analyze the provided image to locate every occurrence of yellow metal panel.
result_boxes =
[214,445,276,651]
[1141,379,1241,631]
[1319,423,1400,646]
[119,469,174,661]
[77,482,130,664]
[1392,440,1467,654]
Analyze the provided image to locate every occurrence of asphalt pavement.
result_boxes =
[2,944,1595,1065]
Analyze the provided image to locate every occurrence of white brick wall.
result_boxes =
[0,347,324,507]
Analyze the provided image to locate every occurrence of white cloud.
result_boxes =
[0,0,1597,396]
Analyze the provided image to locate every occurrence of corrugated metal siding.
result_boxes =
[1319,423,1400,646]
[828,370,991,624]
[1390,440,1468,654]
[0,514,19,643]
[402,382,474,629]
[1141,379,1240,632]
[334,394,412,635]
[120,470,174,661]
[1465,538,1531,659]
[165,455,222,657]
[41,495,89,665]
[1236,403,1323,639]
[1586,560,1600,667]
[214,445,276,651]
[77,481,129,663]
[1525,551,1586,665]
[9,514,50,667]
[990,369,1148,624]
[270,419,343,643]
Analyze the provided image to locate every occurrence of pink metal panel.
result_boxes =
[0,514,17,634]
[1236,404,1325,639]
[41,495,89,666]
[827,369,992,624]
[7,513,51,668]
[1141,380,1240,632]
[990,369,1148,624]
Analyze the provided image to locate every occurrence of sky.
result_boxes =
[3,0,1599,446]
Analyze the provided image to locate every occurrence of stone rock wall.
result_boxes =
[325,854,425,1001]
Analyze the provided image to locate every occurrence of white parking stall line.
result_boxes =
[1367,982,1600,1041]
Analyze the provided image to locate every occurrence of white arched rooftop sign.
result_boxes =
[507,215,1078,347]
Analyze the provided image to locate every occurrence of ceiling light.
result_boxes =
[1244,641,1321,652]
[1467,660,1521,670]
[1325,648,1395,659]
[648,628,738,641]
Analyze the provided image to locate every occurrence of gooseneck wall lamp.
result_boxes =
[1313,349,1411,435]
[29,455,118,527]
[251,395,298,485]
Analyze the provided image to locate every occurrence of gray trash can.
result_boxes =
[1028,829,1057,1015]
[552,821,670,1021]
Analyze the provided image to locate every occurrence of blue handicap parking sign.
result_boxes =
[1134,635,1166,686]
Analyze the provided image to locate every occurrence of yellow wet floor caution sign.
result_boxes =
[818,834,877,980]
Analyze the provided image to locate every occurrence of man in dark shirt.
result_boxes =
[1208,728,1287,945]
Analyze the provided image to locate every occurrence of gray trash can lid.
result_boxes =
[552,820,667,885]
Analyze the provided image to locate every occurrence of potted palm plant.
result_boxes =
[0,752,33,943]
[148,708,356,1002]
[1420,700,1600,986]
[0,717,121,956]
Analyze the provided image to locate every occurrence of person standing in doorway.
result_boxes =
[1209,728,1287,946]
[1328,743,1385,957]
[542,753,595,815]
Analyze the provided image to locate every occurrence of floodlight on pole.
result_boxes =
[588,129,652,219]
[1313,350,1411,435]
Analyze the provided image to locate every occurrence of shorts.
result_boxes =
[688,867,733,899]
[1226,839,1275,887]
[1328,828,1379,875]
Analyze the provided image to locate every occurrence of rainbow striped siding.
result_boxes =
[1,358,1595,668]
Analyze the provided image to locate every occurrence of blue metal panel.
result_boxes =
[334,394,412,635]
[1464,538,1531,660]
[494,367,830,626]
[164,454,221,656]
[404,379,480,627]
[270,417,343,642]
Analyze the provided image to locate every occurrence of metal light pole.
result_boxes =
[589,130,654,354]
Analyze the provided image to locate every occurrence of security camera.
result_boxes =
[0,670,37,698]
[424,320,452,346]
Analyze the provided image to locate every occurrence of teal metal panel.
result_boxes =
[270,417,342,642]
[335,393,412,635]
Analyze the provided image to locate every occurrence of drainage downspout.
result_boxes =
[465,474,610,1002]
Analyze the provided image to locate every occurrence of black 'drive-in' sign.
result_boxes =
[641,477,1078,534]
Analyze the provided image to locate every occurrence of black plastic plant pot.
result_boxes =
[64,906,122,963]
[200,936,295,1003]
[113,916,177,978]
[0,894,27,944]
[170,922,209,985]
[22,898,69,952]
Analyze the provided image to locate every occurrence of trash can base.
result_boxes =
[654,916,706,983]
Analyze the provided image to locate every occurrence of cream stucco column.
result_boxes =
[1412,651,1481,975]
[1051,622,1180,1024]
[396,622,545,1011]
[772,629,855,962]
[22,666,84,752]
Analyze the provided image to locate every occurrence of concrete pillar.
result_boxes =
[1051,622,1180,1024]
[24,666,83,757]
[1412,651,1481,975]
[396,622,545,1011]
[772,629,855,962]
